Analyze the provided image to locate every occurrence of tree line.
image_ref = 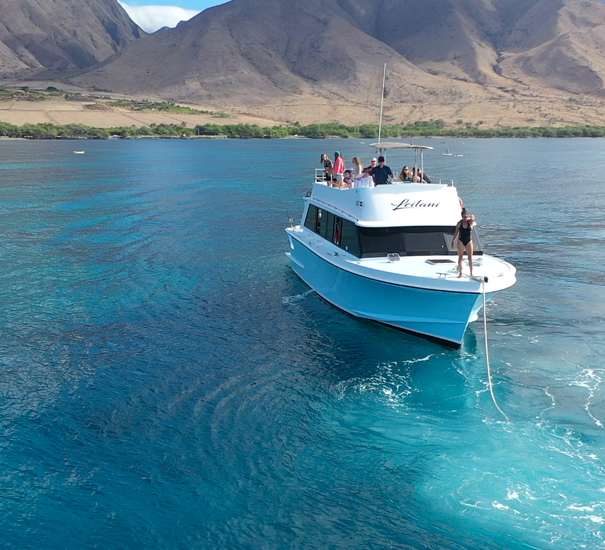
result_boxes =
[2,120,605,140]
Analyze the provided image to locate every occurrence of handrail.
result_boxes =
[314,168,327,184]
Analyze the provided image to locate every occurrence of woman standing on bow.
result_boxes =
[452,208,476,278]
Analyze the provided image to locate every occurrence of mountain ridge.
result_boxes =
[68,0,605,108]
[4,0,605,127]
[0,0,143,77]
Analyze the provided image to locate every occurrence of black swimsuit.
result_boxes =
[459,221,472,245]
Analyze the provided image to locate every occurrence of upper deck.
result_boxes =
[308,178,463,228]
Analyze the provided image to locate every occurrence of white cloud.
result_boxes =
[118,2,201,33]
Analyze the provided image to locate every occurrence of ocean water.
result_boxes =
[0,137,604,549]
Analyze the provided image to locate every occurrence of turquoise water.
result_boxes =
[0,138,604,549]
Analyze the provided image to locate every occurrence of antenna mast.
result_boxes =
[377,63,386,145]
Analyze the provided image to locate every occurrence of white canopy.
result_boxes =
[370,142,434,150]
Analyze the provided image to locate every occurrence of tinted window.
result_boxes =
[303,205,361,258]
[358,226,482,258]
[340,219,361,257]
[304,204,318,232]
[321,211,335,241]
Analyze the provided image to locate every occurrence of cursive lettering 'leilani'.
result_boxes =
[391,199,440,210]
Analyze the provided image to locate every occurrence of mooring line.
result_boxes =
[482,278,510,422]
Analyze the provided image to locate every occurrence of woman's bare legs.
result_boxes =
[466,241,474,276]
[457,240,474,277]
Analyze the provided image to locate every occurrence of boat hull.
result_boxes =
[287,238,489,347]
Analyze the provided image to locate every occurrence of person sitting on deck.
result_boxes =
[399,165,411,181]
[354,167,374,188]
[418,169,432,183]
[343,169,354,187]
[369,156,393,185]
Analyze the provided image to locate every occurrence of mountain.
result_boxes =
[366,0,605,95]
[0,0,143,77]
[3,0,605,126]
[68,0,605,120]
[71,0,468,109]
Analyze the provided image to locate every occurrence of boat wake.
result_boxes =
[333,362,416,406]
[282,289,315,304]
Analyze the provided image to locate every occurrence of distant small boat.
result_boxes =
[73,151,85,154]
[442,149,463,157]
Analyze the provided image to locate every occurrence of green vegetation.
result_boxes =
[2,86,605,139]
[2,120,605,140]
[0,87,67,102]
[106,99,229,117]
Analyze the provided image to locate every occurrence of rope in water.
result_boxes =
[482,278,510,422]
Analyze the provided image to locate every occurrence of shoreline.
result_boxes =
[2,121,605,140]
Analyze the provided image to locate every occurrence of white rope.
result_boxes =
[482,278,509,422]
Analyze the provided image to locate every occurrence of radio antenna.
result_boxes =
[377,63,386,145]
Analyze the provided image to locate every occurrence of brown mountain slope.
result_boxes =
[71,0,605,108]
[0,0,600,127]
[0,0,143,77]
[71,0,477,109]
[500,0,605,95]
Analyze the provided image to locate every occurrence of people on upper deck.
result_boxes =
[320,153,333,182]
[452,208,476,278]
[399,165,411,181]
[354,167,374,188]
[418,169,431,183]
[369,156,393,185]
[410,168,421,182]
[343,169,354,187]
[333,151,345,187]
[351,156,364,176]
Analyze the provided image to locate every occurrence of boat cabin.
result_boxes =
[305,143,482,259]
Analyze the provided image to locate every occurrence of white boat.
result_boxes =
[442,148,464,157]
[284,143,516,347]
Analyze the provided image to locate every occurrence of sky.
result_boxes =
[119,1,229,33]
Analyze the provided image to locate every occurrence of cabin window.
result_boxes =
[303,204,361,258]
[333,217,342,246]
[340,219,361,257]
[304,204,318,232]
[357,226,482,258]
[321,211,335,241]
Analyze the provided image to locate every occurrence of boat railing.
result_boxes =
[313,169,454,187]
[314,169,328,184]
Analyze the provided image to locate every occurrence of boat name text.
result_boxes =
[392,199,440,210]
